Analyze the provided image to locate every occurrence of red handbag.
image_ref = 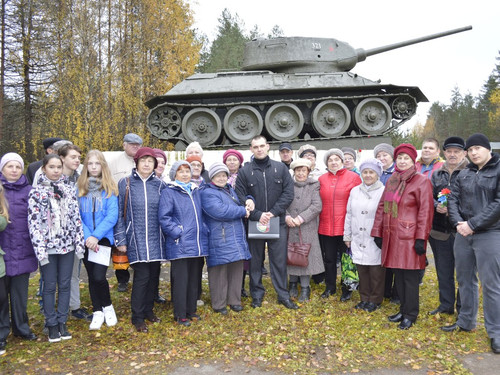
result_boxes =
[287,227,311,267]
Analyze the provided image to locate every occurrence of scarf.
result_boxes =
[81,177,103,213]
[383,165,417,218]
[359,180,384,199]
[176,180,192,195]
[227,172,238,188]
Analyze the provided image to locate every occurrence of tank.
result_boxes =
[145,26,472,148]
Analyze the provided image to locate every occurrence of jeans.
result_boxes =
[40,251,75,327]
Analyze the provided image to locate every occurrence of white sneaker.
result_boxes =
[103,305,117,327]
[89,311,104,330]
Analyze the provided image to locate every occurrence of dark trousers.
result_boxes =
[130,262,160,324]
[384,268,399,300]
[393,268,420,322]
[248,223,289,302]
[0,277,8,341]
[0,273,32,338]
[208,260,244,310]
[115,268,130,284]
[357,264,386,305]
[319,234,347,291]
[429,234,460,312]
[171,257,203,319]
[83,248,112,312]
[41,251,74,327]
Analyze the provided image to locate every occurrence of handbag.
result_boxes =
[248,216,280,239]
[287,227,311,267]
[113,177,130,270]
[341,248,359,291]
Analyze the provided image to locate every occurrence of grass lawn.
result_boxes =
[0,262,489,374]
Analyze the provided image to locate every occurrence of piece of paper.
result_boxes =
[88,245,111,267]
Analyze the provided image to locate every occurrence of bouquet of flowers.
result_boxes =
[437,188,451,207]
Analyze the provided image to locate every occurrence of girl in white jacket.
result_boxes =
[344,159,385,312]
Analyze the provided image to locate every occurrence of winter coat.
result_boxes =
[416,158,444,179]
[371,173,433,270]
[430,159,467,234]
[0,174,38,277]
[108,151,135,183]
[286,178,325,276]
[344,181,384,265]
[159,181,208,261]
[78,190,119,245]
[318,168,361,236]
[200,183,250,268]
[380,163,395,185]
[28,174,85,265]
[235,157,294,224]
[0,215,7,278]
[448,153,500,233]
[114,170,166,264]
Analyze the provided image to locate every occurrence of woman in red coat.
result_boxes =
[371,144,433,330]
[318,149,361,301]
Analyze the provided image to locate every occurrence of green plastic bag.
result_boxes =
[341,248,359,291]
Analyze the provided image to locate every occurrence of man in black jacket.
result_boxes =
[445,133,500,355]
[235,135,297,309]
[428,136,467,316]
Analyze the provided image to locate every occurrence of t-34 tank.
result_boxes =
[146,26,471,147]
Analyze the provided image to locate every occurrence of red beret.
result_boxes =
[394,143,417,163]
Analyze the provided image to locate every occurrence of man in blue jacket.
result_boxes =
[235,135,297,309]
[445,133,500,355]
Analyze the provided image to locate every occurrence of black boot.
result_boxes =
[241,270,249,298]
[340,285,352,302]
[289,282,298,299]
[298,286,311,302]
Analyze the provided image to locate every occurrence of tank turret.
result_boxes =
[146,26,472,148]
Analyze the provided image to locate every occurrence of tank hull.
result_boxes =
[146,70,427,147]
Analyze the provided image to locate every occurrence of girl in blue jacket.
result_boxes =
[159,160,208,327]
[77,150,119,330]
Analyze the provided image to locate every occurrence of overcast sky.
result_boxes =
[187,0,500,129]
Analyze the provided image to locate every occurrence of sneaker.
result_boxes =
[48,325,61,343]
[0,340,6,356]
[103,305,117,327]
[58,323,72,340]
[71,308,93,321]
[117,282,128,292]
[89,311,105,330]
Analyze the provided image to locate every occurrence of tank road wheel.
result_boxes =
[311,100,351,138]
[147,105,182,140]
[391,96,417,119]
[224,105,263,144]
[354,98,391,134]
[264,103,304,141]
[181,108,222,147]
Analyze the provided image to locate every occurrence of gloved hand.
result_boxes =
[414,239,426,255]
[374,237,383,249]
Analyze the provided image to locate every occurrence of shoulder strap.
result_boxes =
[123,177,130,219]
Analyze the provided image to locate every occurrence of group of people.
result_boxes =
[0,131,499,356]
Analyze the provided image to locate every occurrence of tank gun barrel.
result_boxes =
[356,25,472,62]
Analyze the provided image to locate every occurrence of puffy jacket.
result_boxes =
[380,163,395,185]
[235,157,294,224]
[0,174,38,276]
[430,159,467,234]
[371,173,434,270]
[78,190,119,245]
[200,183,250,268]
[318,168,361,236]
[114,170,166,264]
[344,182,385,265]
[448,153,500,233]
[28,174,85,264]
[159,181,208,261]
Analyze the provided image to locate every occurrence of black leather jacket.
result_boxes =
[448,153,500,233]
[430,159,467,233]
